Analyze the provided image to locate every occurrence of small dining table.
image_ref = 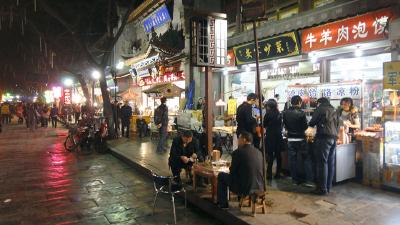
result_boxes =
[192,161,230,203]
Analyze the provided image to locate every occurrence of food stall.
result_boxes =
[142,83,184,137]
[288,81,364,182]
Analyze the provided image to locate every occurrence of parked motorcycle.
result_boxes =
[94,119,108,153]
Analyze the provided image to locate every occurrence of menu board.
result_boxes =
[287,82,362,100]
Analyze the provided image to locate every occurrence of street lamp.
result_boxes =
[63,78,73,87]
[116,61,124,70]
[91,70,101,80]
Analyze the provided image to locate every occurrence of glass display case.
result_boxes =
[383,89,400,189]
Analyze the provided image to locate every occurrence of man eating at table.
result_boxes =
[168,130,200,183]
[216,131,264,209]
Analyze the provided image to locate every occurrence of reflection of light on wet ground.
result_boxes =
[140,142,150,159]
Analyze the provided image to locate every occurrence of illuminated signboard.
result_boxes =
[63,88,71,105]
[301,8,396,53]
[137,71,185,87]
[143,4,171,33]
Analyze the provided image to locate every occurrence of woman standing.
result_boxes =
[337,97,360,138]
[263,99,284,180]
[26,103,38,131]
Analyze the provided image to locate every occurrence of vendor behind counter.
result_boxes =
[337,97,360,144]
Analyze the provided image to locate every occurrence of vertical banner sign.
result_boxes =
[384,61,400,90]
[191,17,227,67]
[301,8,396,53]
[208,18,215,65]
[63,88,71,105]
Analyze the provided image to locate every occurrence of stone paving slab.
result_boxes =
[0,123,223,225]
[109,137,400,225]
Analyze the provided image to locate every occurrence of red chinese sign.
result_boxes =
[137,71,185,87]
[63,88,71,105]
[302,8,396,53]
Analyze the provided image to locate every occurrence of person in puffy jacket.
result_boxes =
[283,95,313,186]
[155,97,168,152]
[309,97,339,195]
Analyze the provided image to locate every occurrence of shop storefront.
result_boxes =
[134,63,186,116]
[224,7,399,187]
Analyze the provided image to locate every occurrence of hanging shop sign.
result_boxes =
[159,63,181,75]
[191,17,227,67]
[383,61,400,90]
[302,8,396,53]
[227,98,237,115]
[261,62,320,79]
[52,86,62,98]
[137,71,185,87]
[233,31,300,65]
[143,4,171,33]
[63,88,72,105]
[132,55,160,70]
[287,82,362,100]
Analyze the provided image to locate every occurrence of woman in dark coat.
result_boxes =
[263,99,284,180]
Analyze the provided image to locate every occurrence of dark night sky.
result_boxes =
[0,0,139,94]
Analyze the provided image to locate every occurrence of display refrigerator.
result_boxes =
[382,61,400,190]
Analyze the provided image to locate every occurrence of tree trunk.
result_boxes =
[76,74,91,106]
[98,70,116,137]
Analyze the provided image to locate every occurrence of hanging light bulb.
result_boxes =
[355,46,363,57]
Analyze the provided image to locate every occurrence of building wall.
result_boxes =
[228,0,400,47]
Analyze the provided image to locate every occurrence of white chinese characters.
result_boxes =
[336,25,349,43]
[305,33,317,48]
[304,12,391,50]
[320,29,333,45]
[352,21,368,39]
[373,16,389,35]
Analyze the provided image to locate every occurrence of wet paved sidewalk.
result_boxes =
[0,123,222,225]
[109,136,400,225]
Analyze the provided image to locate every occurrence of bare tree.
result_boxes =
[38,0,138,137]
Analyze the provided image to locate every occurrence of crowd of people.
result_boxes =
[165,92,360,209]
[0,101,95,132]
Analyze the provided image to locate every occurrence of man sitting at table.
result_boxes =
[168,130,200,183]
[217,131,264,209]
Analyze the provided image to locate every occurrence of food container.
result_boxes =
[212,150,221,161]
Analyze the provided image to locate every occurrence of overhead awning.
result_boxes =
[120,88,140,100]
[143,83,184,98]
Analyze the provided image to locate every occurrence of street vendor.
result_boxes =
[168,130,200,183]
[337,97,360,136]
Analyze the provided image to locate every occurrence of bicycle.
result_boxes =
[64,123,95,152]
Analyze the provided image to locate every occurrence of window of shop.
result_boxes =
[330,53,391,82]
[330,53,391,128]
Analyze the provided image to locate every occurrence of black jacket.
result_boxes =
[230,144,264,195]
[263,110,284,153]
[120,105,132,122]
[168,137,200,168]
[309,102,339,138]
[283,107,308,139]
[236,102,257,135]
[155,104,168,127]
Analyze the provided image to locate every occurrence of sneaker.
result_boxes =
[302,182,316,188]
[311,189,327,196]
